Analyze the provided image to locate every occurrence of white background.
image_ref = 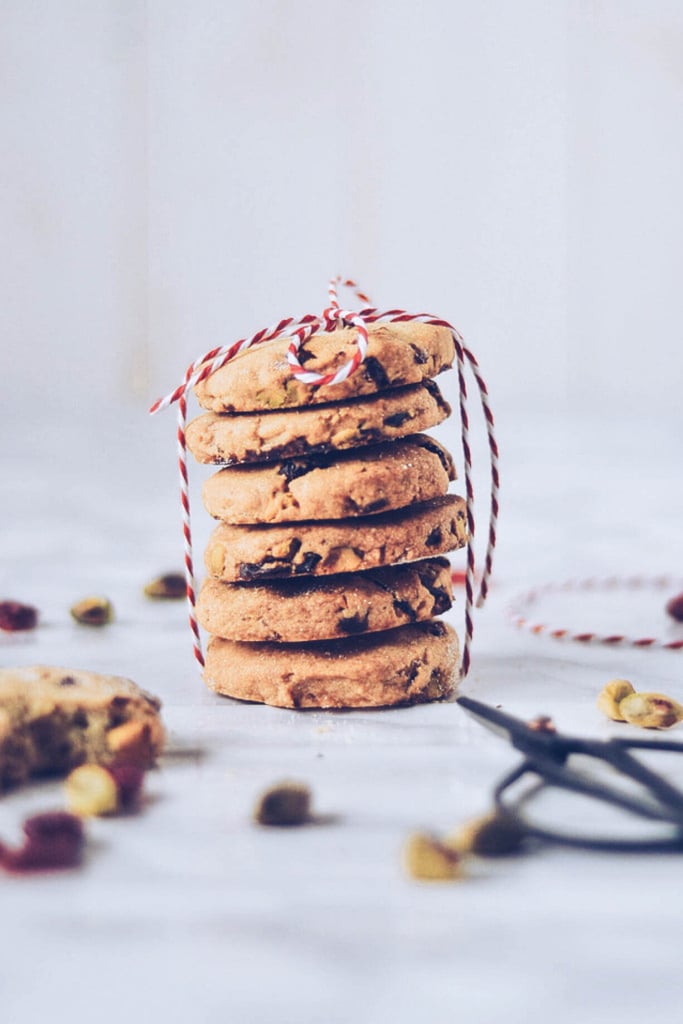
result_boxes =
[2,0,682,418]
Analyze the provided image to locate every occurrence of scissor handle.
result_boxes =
[494,759,683,853]
[611,737,683,753]
[498,751,683,824]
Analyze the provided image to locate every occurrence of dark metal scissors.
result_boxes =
[457,696,683,852]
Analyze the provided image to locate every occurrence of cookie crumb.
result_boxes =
[253,781,311,826]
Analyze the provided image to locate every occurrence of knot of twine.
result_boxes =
[150,276,500,678]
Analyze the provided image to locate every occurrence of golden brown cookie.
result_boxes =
[204,620,459,708]
[0,665,164,789]
[201,435,455,524]
[186,380,451,466]
[196,557,454,642]
[204,494,467,582]
[194,321,454,413]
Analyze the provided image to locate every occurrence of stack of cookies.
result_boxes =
[185,321,468,709]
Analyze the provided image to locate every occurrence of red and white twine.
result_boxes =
[509,575,683,651]
[150,276,500,677]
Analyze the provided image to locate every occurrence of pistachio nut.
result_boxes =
[143,572,186,600]
[403,832,464,881]
[65,764,119,817]
[447,810,527,858]
[619,692,683,730]
[596,678,636,722]
[254,781,311,826]
[70,596,113,626]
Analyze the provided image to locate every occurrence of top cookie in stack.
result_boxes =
[186,321,468,709]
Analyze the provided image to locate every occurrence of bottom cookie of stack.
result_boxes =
[203,620,459,709]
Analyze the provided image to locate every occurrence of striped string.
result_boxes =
[509,576,683,651]
[150,277,499,677]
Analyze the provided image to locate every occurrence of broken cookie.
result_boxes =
[0,665,164,790]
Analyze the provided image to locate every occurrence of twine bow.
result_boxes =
[150,276,500,678]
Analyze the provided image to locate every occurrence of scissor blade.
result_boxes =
[456,695,533,742]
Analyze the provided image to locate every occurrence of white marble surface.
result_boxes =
[1,398,683,1024]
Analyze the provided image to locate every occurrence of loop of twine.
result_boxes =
[508,576,683,651]
[150,277,499,678]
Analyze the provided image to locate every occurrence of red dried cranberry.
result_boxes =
[1,812,84,872]
[108,762,145,810]
[23,811,83,845]
[0,601,38,632]
[666,593,683,623]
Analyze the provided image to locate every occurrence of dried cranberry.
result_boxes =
[0,601,38,632]
[1,812,84,872]
[108,762,145,810]
[666,593,683,623]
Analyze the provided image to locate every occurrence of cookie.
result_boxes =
[203,620,459,708]
[0,665,164,789]
[194,321,455,413]
[196,557,454,642]
[204,493,467,582]
[201,435,456,525]
[186,380,451,466]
